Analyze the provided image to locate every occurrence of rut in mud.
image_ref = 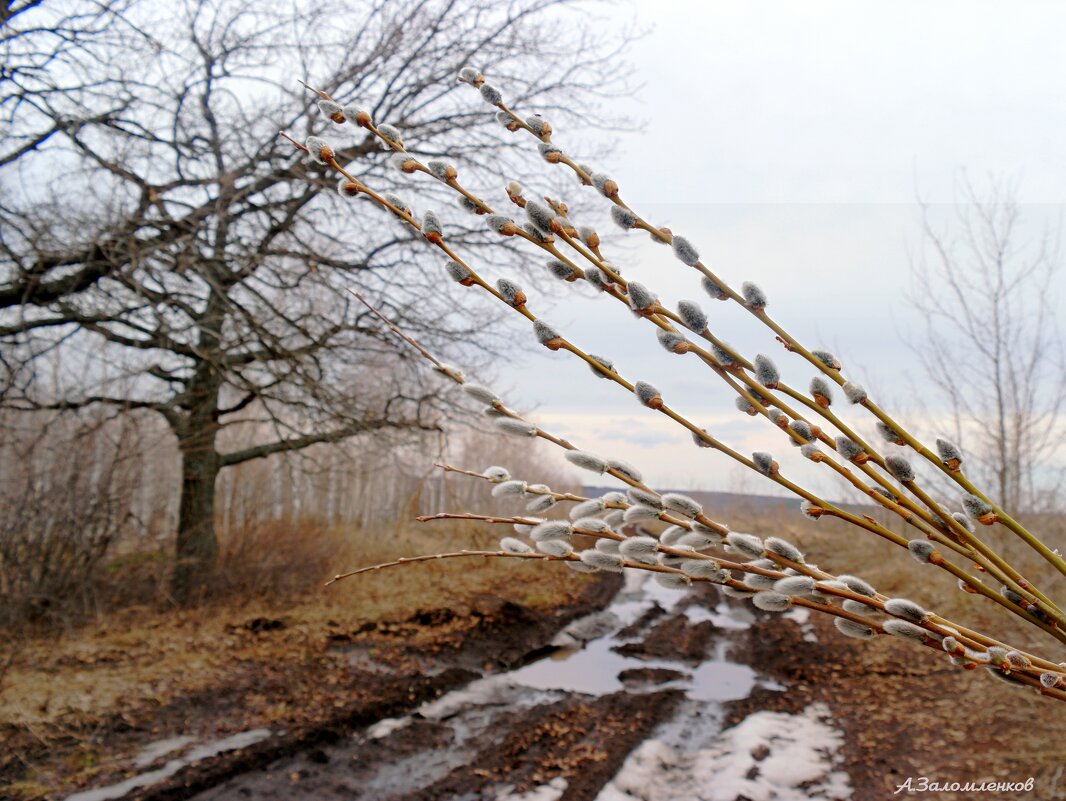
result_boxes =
[75,572,853,801]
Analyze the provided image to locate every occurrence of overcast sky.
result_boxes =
[486,1,1066,500]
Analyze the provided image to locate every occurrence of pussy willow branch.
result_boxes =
[440,462,1063,671]
[328,287,1066,689]
[329,503,1064,689]
[323,160,1065,645]
[468,76,1066,582]
[305,83,1061,625]
[351,290,730,535]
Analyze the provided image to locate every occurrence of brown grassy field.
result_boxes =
[0,517,603,800]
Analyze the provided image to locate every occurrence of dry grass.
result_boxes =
[0,517,587,730]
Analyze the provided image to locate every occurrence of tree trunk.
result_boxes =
[172,429,221,602]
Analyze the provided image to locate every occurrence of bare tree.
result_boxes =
[0,0,632,599]
[908,179,1066,514]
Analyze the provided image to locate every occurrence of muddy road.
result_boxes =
[64,572,855,801]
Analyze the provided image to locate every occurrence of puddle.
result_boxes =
[74,567,836,800]
[64,730,273,801]
[596,702,851,801]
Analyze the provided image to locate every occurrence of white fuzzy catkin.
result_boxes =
[677,300,708,332]
[526,115,550,135]
[885,455,915,482]
[834,437,863,461]
[482,465,510,482]
[752,452,776,476]
[566,561,599,574]
[479,83,503,105]
[773,575,816,596]
[462,383,499,405]
[884,598,930,623]
[531,520,573,542]
[682,559,728,581]
[627,282,655,311]
[809,377,833,405]
[672,235,700,265]
[662,493,703,518]
[546,259,575,280]
[537,540,573,557]
[537,142,563,161]
[657,330,688,353]
[677,532,716,550]
[619,536,659,560]
[882,619,929,642]
[935,437,963,467]
[574,517,612,533]
[496,278,523,306]
[377,124,402,147]
[764,537,804,562]
[580,549,625,572]
[701,276,729,301]
[842,599,878,616]
[659,526,686,545]
[754,354,779,388]
[606,459,643,482]
[627,487,664,508]
[446,262,473,285]
[624,505,661,523]
[569,498,606,519]
[634,381,662,407]
[304,135,333,165]
[495,417,536,437]
[426,160,454,181]
[491,480,528,499]
[811,349,841,370]
[962,493,994,519]
[500,537,531,554]
[602,510,625,527]
[908,539,937,564]
[525,200,554,232]
[726,532,765,558]
[741,281,768,310]
[837,574,876,597]
[317,98,344,119]
[526,495,557,513]
[421,210,443,238]
[752,592,791,612]
[788,420,813,443]
[595,539,621,554]
[389,151,417,172]
[587,354,614,379]
[564,450,607,474]
[842,381,868,404]
[611,205,638,229]
[343,104,372,125]
[655,572,692,590]
[951,512,975,533]
[534,319,561,346]
[834,618,876,640]
[711,342,736,368]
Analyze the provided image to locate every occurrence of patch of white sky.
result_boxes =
[476,1,1066,497]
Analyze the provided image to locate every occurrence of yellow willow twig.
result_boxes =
[282,132,1065,646]
[302,81,1061,624]
[464,72,1066,583]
